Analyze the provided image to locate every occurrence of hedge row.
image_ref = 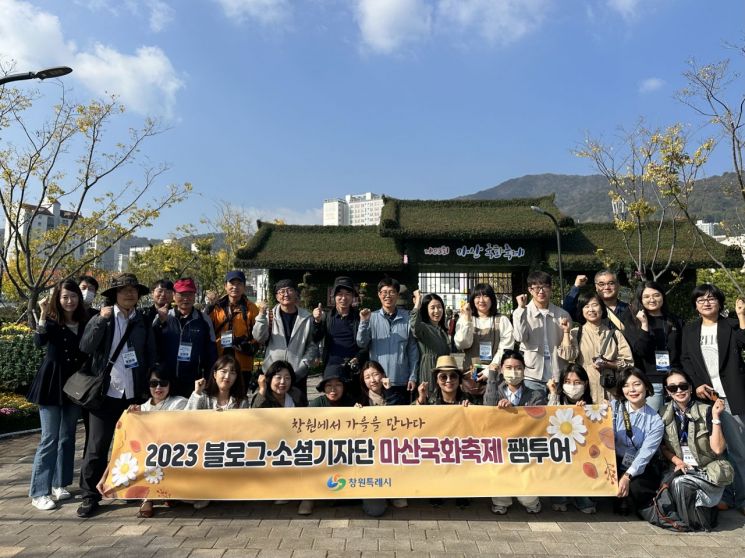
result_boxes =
[0,325,44,393]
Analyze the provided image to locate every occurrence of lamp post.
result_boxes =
[0,66,72,86]
[531,205,564,300]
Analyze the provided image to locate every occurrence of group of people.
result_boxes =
[23,267,745,530]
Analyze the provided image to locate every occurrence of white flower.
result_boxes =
[547,408,587,453]
[144,466,163,484]
[111,452,139,487]
[584,402,609,422]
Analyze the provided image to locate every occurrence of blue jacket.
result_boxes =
[356,309,419,386]
[153,308,217,393]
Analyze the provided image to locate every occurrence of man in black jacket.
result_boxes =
[312,277,368,399]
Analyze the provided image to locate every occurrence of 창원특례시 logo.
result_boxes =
[326,474,346,491]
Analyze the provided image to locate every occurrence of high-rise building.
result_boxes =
[322,192,384,226]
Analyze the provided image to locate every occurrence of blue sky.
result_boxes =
[1,0,743,237]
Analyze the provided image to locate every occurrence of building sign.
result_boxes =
[423,243,526,261]
[101,405,617,500]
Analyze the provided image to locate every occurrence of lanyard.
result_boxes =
[619,401,638,450]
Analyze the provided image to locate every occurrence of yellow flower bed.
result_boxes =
[0,391,38,413]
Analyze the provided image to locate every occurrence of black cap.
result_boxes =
[332,276,357,296]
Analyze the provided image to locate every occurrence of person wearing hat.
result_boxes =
[414,355,469,406]
[312,276,368,400]
[208,270,260,385]
[76,273,157,518]
[143,279,174,327]
[153,277,217,398]
[253,279,317,405]
[309,364,354,408]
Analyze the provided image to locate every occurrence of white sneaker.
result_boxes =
[490,504,508,515]
[193,500,210,510]
[525,501,542,514]
[551,503,567,512]
[391,498,408,509]
[297,500,314,515]
[31,496,57,511]
[52,487,72,501]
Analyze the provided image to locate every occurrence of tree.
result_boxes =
[201,201,255,269]
[0,73,191,326]
[576,121,687,284]
[677,45,745,222]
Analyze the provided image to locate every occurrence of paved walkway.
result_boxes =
[1,427,745,557]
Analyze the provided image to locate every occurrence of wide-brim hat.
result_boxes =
[101,273,150,299]
[316,364,350,392]
[332,276,357,296]
[432,355,461,373]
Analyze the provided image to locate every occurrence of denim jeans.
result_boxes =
[29,403,81,498]
[522,378,547,397]
[720,404,745,508]
[646,383,665,414]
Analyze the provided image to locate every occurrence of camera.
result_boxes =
[600,368,618,390]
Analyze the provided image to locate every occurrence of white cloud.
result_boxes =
[75,44,184,117]
[355,0,433,54]
[145,0,174,32]
[0,0,183,117]
[213,0,290,25]
[437,0,549,45]
[606,0,641,20]
[639,77,664,93]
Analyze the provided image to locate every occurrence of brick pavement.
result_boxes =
[2,427,745,557]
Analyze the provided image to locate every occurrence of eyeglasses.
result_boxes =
[695,297,718,305]
[665,382,690,393]
[595,281,616,288]
[379,290,398,298]
[276,288,294,297]
[530,285,550,292]
[437,373,460,382]
[149,379,170,388]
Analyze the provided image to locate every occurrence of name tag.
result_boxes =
[178,342,192,362]
[622,449,637,469]
[479,342,492,361]
[655,351,670,373]
[682,445,698,467]
[122,349,138,369]
[220,332,233,348]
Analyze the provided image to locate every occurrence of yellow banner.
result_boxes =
[103,404,618,500]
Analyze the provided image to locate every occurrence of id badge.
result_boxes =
[177,342,192,362]
[479,342,492,361]
[621,449,637,469]
[122,348,138,369]
[655,351,671,373]
[681,446,698,467]
[220,332,233,348]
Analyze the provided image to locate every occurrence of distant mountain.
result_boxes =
[460,172,743,226]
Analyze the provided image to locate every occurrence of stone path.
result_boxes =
[2,426,745,557]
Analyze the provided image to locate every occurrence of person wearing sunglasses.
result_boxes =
[656,369,731,530]
[414,355,469,406]
[681,283,745,513]
[125,371,187,518]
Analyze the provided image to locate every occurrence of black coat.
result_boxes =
[79,308,157,402]
[681,316,745,416]
[312,308,368,369]
[26,319,88,406]
[621,310,682,383]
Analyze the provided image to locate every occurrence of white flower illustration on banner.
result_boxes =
[547,408,587,453]
[584,402,609,422]
[111,452,139,487]
[144,466,164,484]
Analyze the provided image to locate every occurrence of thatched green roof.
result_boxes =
[235,222,403,271]
[379,195,572,241]
[548,221,743,270]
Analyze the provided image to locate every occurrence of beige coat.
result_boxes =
[558,322,633,403]
[512,301,572,383]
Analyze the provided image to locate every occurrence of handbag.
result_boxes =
[64,321,134,410]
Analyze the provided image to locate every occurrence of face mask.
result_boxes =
[563,383,585,400]
[81,289,95,305]
[503,370,524,386]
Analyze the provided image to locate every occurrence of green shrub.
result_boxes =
[0,325,45,393]
[0,391,40,434]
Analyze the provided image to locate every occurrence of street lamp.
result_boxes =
[531,205,564,300]
[0,66,72,86]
